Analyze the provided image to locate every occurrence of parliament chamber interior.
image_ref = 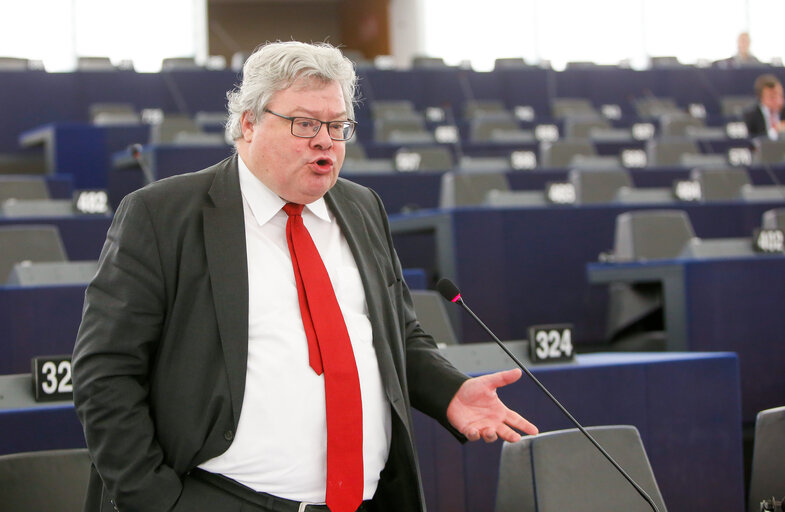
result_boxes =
[1,6,785,511]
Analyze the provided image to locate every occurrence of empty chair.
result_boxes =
[0,177,50,202]
[7,260,99,286]
[689,167,751,201]
[342,142,395,173]
[494,57,529,69]
[0,225,68,281]
[569,168,633,204]
[540,139,596,168]
[659,113,705,137]
[605,210,696,349]
[0,56,30,70]
[1,199,75,217]
[457,156,512,173]
[370,100,419,120]
[394,146,453,172]
[551,98,600,119]
[650,56,682,68]
[463,100,513,121]
[411,290,458,346]
[439,172,510,208]
[720,95,755,118]
[569,154,623,170]
[645,138,701,166]
[0,154,46,175]
[612,210,695,262]
[161,57,201,70]
[411,56,448,68]
[748,406,785,512]
[762,207,785,229]
[469,118,534,143]
[496,426,667,512]
[374,117,432,143]
[752,138,785,165]
[563,117,611,139]
[89,102,140,125]
[0,449,90,512]
[77,56,114,71]
[194,111,228,129]
[678,153,727,168]
[635,97,683,118]
[149,115,205,144]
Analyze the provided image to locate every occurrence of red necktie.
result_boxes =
[283,203,363,512]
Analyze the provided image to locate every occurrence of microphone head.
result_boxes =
[436,278,462,303]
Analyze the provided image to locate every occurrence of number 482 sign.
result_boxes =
[528,324,575,363]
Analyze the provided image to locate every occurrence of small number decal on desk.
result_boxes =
[529,325,575,363]
[32,355,74,401]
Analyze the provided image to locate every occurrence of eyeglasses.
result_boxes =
[264,109,357,141]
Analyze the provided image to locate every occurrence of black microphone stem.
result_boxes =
[455,297,660,512]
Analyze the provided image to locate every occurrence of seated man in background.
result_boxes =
[744,73,785,140]
[72,40,538,512]
[715,31,762,68]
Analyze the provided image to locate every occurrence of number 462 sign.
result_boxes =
[31,355,73,402]
[528,324,575,363]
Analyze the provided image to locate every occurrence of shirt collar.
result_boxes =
[237,155,331,226]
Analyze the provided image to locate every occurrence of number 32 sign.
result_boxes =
[31,355,73,401]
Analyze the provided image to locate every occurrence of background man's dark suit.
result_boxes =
[72,155,467,512]
[744,104,785,139]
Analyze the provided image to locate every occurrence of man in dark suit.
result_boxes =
[744,74,785,140]
[72,41,537,512]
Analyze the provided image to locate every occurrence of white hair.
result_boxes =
[225,41,357,141]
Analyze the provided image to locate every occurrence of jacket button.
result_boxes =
[224,430,234,441]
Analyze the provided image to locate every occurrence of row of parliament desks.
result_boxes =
[0,351,745,512]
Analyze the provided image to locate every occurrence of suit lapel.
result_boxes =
[203,156,249,425]
[326,185,406,419]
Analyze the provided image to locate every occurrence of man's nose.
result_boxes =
[311,123,333,149]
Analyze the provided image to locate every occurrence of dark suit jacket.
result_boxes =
[744,104,785,139]
[72,155,468,512]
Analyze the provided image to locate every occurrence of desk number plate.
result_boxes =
[31,355,74,402]
[528,324,575,363]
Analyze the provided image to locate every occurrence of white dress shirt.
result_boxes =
[199,156,392,503]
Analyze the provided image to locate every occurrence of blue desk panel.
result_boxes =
[0,285,87,374]
[0,272,426,375]
[0,353,743,512]
[587,256,785,422]
[390,201,785,345]
[415,352,743,512]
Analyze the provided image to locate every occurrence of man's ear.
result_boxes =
[240,111,256,142]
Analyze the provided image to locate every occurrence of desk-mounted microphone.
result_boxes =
[436,278,660,512]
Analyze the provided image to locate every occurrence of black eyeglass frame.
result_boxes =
[263,108,357,141]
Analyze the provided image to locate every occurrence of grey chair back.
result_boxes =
[495,426,667,512]
[612,210,695,261]
[747,406,785,512]
[7,260,99,286]
[0,225,68,281]
[762,208,785,229]
[0,449,91,512]
[411,290,458,346]
[540,139,596,168]
[0,177,50,202]
[646,138,700,166]
[689,167,751,201]
[439,171,510,208]
[569,168,632,204]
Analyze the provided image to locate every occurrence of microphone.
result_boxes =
[129,144,155,185]
[436,278,661,512]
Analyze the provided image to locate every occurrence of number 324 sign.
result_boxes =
[528,325,575,363]
[31,355,73,402]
